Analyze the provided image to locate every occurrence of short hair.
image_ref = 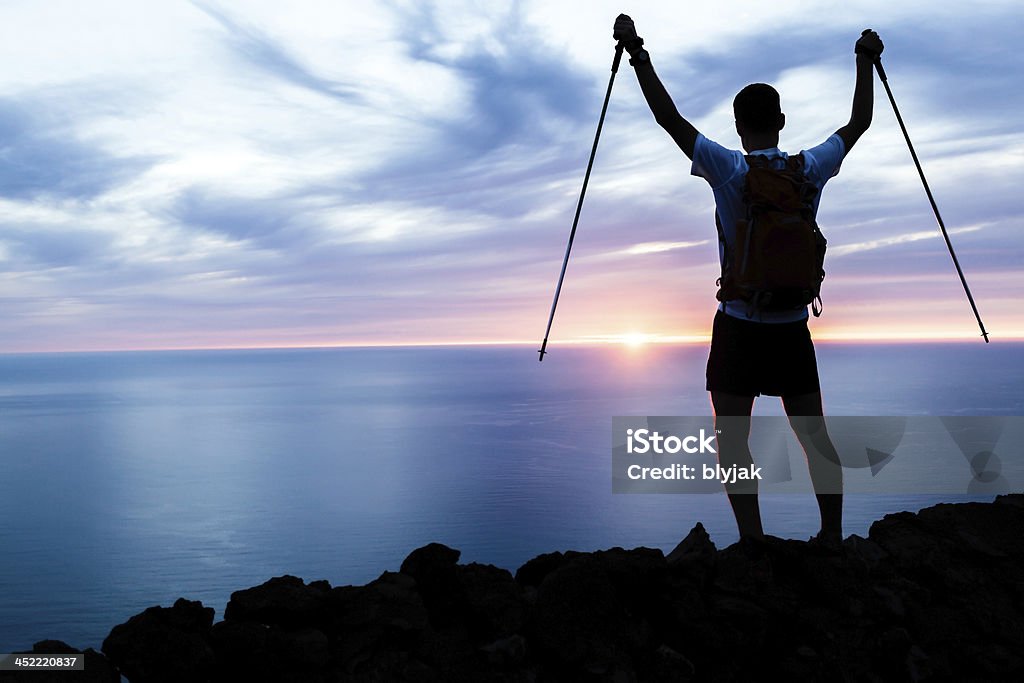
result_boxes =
[733,83,782,133]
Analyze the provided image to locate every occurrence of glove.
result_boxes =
[613,14,644,53]
[855,29,884,59]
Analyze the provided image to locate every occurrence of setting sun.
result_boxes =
[622,332,652,348]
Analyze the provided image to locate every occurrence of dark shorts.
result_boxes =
[705,310,821,397]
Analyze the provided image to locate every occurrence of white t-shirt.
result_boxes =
[691,132,846,323]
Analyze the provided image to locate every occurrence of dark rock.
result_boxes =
[842,533,888,571]
[667,523,718,596]
[995,492,1024,508]
[208,620,272,682]
[869,499,1024,682]
[457,562,526,642]
[326,571,432,677]
[399,543,463,630]
[397,544,527,652]
[513,550,570,587]
[271,627,330,671]
[479,634,527,667]
[224,574,331,629]
[102,597,215,683]
[527,548,667,679]
[593,546,667,593]
[399,542,460,581]
[649,644,696,682]
[667,522,717,565]
[209,621,329,683]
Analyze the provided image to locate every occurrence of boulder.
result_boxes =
[102,598,215,683]
[224,574,332,629]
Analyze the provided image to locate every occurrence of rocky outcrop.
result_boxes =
[3,495,1022,682]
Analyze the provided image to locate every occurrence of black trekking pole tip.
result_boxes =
[538,348,547,361]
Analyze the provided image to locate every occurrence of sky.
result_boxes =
[0,0,1021,353]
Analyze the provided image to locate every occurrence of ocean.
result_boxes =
[0,342,1021,653]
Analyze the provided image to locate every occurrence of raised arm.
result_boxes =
[614,14,699,160]
[836,30,884,155]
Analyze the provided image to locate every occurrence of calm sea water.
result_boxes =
[1,342,1021,652]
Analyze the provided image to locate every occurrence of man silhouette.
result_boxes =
[613,14,883,544]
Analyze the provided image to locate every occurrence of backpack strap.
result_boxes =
[789,153,826,318]
[787,154,817,205]
[714,211,730,293]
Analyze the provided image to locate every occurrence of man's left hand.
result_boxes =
[613,13,641,50]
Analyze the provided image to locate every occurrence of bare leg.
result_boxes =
[711,391,763,540]
[782,391,842,541]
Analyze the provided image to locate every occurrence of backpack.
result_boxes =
[715,153,827,318]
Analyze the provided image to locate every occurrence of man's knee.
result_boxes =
[713,413,752,457]
[782,391,823,416]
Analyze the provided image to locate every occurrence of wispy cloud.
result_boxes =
[831,225,985,257]
[621,240,710,255]
[191,1,362,104]
[0,97,155,200]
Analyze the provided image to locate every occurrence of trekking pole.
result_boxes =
[866,34,990,342]
[538,42,625,361]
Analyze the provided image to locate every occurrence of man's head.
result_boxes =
[733,83,785,150]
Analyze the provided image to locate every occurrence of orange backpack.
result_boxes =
[715,154,827,317]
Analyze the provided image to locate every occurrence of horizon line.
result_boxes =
[0,333,1015,356]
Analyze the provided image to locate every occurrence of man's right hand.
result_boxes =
[613,14,641,51]
[855,29,884,59]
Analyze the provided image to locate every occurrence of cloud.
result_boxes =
[0,98,155,201]
[1,222,115,270]
[570,240,712,267]
[830,225,984,257]
[621,240,709,255]
[191,1,362,104]
[171,188,303,244]
[351,1,596,186]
